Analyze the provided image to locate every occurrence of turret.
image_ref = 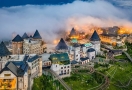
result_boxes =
[73,43,80,62]
[56,38,68,52]
[33,30,42,40]
[22,32,29,39]
[12,34,23,54]
[90,30,101,55]
[69,28,78,39]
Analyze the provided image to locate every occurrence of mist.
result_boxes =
[0,0,132,43]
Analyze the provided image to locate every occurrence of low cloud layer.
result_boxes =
[0,0,132,43]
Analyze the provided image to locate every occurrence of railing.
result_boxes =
[123,51,132,62]
[44,69,71,90]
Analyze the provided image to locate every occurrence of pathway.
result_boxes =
[43,69,71,90]
[123,51,132,62]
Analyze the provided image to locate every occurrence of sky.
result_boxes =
[0,0,132,43]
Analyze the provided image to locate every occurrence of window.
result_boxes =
[56,65,57,67]
[67,66,69,68]
[4,74,11,76]
[36,67,37,70]
[19,79,22,82]
[61,67,63,69]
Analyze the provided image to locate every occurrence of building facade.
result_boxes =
[12,30,46,55]
[0,54,42,90]
[49,53,71,78]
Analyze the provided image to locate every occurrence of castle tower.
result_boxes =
[0,41,11,57]
[12,34,23,54]
[73,43,80,62]
[56,38,68,52]
[22,32,29,39]
[90,30,101,55]
[33,30,42,40]
[0,41,11,70]
[69,28,78,39]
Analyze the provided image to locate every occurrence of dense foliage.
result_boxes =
[32,74,54,90]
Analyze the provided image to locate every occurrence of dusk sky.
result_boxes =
[0,0,132,42]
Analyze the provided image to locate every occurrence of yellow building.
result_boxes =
[100,34,117,45]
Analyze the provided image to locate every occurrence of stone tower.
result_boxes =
[33,30,42,40]
[73,43,80,62]
[90,30,101,55]
[12,34,23,54]
[69,28,78,39]
[56,38,68,52]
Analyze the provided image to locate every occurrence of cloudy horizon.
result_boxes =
[0,0,132,43]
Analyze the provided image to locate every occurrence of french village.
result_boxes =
[0,26,132,90]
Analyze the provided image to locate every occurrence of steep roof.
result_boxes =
[33,30,42,39]
[56,38,68,50]
[69,28,77,36]
[0,41,11,56]
[90,30,100,41]
[0,61,28,77]
[12,34,23,42]
[28,55,40,62]
[71,60,78,64]
[22,33,29,39]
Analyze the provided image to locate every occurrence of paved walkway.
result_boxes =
[123,51,132,62]
[44,69,71,90]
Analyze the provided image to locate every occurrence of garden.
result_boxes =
[32,74,65,90]
[63,70,104,90]
[96,61,132,90]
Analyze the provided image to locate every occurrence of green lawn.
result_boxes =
[63,72,103,90]
[114,53,128,60]
[126,42,132,57]
[97,62,132,90]
[32,74,65,90]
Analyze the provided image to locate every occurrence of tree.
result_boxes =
[32,74,54,90]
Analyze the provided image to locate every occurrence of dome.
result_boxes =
[87,48,95,52]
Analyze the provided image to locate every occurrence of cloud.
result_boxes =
[0,0,132,42]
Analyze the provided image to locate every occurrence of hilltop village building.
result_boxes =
[12,30,46,55]
[0,41,42,90]
[49,53,71,78]
[54,30,101,65]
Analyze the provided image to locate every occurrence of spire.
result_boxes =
[33,30,42,39]
[56,38,68,50]
[0,41,11,56]
[69,27,77,36]
[22,33,29,39]
[90,30,100,41]
[12,34,23,42]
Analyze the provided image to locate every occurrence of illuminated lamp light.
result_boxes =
[112,42,116,46]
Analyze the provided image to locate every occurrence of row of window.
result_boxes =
[61,66,70,69]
